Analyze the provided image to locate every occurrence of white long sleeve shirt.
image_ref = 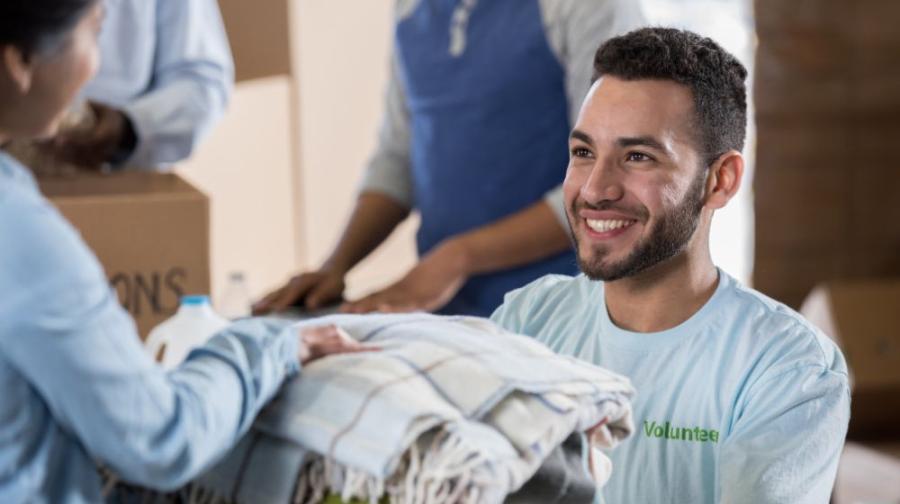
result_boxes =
[83,0,234,169]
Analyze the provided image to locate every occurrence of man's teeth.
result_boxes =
[586,219,633,233]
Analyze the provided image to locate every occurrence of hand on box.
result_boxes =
[49,101,135,168]
[252,268,346,315]
[297,324,376,365]
[340,239,469,314]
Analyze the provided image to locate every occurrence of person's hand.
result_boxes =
[297,324,375,365]
[252,267,347,315]
[49,101,133,168]
[342,239,470,314]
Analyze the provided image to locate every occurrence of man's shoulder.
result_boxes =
[491,273,596,334]
[720,274,847,378]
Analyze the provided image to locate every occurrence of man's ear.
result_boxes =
[704,150,744,210]
[2,45,34,94]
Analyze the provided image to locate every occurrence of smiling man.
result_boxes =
[490,28,850,503]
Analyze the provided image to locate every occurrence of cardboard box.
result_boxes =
[801,279,900,439]
[218,0,291,82]
[39,172,210,340]
[833,442,900,504]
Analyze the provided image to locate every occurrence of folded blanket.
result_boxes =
[112,313,635,504]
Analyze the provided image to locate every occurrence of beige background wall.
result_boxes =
[180,1,417,307]
[178,77,300,305]
[292,1,418,301]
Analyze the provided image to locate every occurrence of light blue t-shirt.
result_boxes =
[491,271,850,504]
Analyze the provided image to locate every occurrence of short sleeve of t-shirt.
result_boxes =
[718,360,850,503]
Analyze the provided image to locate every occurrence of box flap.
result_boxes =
[802,279,900,390]
[834,442,900,504]
[802,279,900,438]
[219,0,291,82]
[38,172,206,202]
[38,172,211,339]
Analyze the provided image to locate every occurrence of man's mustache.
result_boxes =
[571,199,649,221]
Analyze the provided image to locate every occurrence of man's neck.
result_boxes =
[603,249,719,333]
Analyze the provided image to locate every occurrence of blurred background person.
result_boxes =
[255,0,645,318]
[15,0,233,170]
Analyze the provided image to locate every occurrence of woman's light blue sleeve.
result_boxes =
[0,203,298,490]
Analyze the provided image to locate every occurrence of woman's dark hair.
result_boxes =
[0,0,98,58]
[593,27,748,166]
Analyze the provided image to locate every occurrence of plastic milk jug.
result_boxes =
[145,295,230,370]
[218,271,252,320]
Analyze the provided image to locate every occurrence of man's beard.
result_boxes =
[570,171,707,282]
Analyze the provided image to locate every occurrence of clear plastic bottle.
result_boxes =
[144,295,230,370]
[218,271,252,320]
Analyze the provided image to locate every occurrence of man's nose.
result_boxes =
[580,158,624,204]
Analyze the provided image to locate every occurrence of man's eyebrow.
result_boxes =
[618,136,667,152]
[569,129,594,146]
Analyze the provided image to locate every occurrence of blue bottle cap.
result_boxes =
[181,295,210,306]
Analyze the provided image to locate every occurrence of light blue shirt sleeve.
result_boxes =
[718,362,850,503]
[85,0,234,169]
[0,157,298,493]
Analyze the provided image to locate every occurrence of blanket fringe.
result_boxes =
[293,426,499,504]
[103,425,509,503]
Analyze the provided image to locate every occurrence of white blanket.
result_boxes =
[252,313,635,504]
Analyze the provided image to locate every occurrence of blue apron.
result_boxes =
[396,0,577,317]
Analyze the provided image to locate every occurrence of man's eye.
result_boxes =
[571,147,592,158]
[626,152,652,162]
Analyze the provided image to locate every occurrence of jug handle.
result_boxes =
[144,331,168,363]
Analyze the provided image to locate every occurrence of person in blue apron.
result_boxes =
[255,0,644,318]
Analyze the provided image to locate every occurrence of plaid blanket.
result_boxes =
[111,313,634,504]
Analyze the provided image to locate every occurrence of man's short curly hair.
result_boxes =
[593,27,748,166]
